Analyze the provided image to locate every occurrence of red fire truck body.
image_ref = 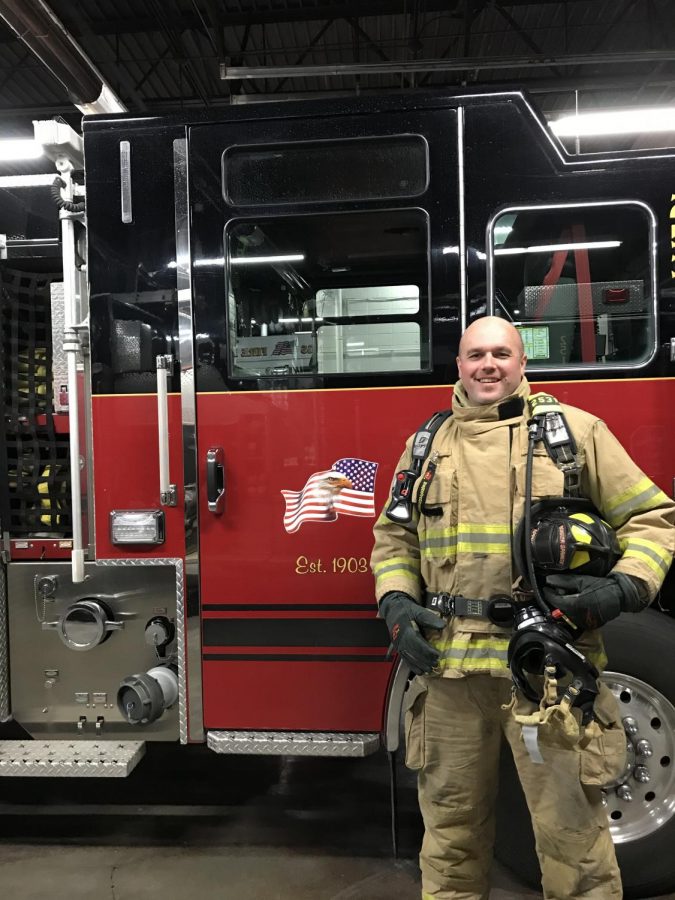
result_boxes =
[0,88,674,893]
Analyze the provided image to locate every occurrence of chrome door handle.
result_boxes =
[206,447,225,514]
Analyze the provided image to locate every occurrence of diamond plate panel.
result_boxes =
[0,740,145,776]
[50,283,68,412]
[96,558,187,743]
[207,731,380,758]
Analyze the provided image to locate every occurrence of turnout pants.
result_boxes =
[405,674,623,900]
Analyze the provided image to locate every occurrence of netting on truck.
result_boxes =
[0,267,71,537]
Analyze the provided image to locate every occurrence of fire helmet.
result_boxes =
[513,498,621,586]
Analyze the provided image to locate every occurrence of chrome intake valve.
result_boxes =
[117,664,178,725]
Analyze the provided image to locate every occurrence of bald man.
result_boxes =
[371,316,675,899]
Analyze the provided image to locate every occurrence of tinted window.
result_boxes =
[490,204,654,369]
[226,209,429,380]
[224,136,428,206]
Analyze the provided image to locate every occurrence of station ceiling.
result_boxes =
[0,0,673,131]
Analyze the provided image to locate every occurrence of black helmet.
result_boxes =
[513,498,621,587]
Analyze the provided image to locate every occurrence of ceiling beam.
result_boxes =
[221,49,675,80]
[0,1,622,41]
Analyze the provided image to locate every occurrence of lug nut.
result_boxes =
[634,766,650,783]
[617,784,633,802]
[622,716,639,735]
[636,739,653,757]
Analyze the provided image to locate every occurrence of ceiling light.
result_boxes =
[230,254,305,265]
[551,107,675,137]
[0,139,43,161]
[495,240,620,256]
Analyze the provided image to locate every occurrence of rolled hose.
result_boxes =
[51,176,85,213]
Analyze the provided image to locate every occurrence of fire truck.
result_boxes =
[0,89,673,895]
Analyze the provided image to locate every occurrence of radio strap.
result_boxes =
[385,409,452,524]
[528,393,581,497]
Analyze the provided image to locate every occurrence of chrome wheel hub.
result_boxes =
[601,671,675,844]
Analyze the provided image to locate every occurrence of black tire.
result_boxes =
[495,609,675,898]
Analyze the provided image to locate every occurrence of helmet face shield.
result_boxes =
[514,498,621,586]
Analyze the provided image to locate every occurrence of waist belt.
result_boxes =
[425,590,516,627]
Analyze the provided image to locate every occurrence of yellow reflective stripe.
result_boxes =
[605,477,670,527]
[421,523,511,557]
[433,637,511,650]
[458,523,511,534]
[619,537,672,572]
[437,656,508,671]
[457,541,511,554]
[372,555,420,576]
[434,636,510,668]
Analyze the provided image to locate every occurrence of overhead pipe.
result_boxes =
[0,0,127,114]
[220,49,675,81]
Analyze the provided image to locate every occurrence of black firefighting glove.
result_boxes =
[543,572,643,631]
[379,591,444,675]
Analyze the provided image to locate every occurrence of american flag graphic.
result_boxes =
[281,458,378,534]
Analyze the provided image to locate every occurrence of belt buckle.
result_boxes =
[433,592,454,618]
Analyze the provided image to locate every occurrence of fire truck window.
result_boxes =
[490,204,654,370]
[226,209,429,380]
[224,135,428,206]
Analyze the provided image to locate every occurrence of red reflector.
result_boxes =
[604,287,629,303]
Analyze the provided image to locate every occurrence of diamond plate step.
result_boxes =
[0,740,146,777]
[207,730,380,757]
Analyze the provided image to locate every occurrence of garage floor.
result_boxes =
[0,741,672,900]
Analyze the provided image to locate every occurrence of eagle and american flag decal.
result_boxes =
[281,458,379,534]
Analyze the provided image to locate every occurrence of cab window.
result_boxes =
[226,208,430,380]
[489,203,655,370]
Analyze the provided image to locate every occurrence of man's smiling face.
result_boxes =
[457,317,527,405]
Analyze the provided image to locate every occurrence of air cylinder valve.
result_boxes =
[117,664,178,725]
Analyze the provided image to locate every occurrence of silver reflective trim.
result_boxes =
[96,557,187,745]
[0,565,8,722]
[0,740,145,776]
[485,199,659,374]
[173,137,203,743]
[119,141,132,224]
[457,106,467,333]
[207,730,381,757]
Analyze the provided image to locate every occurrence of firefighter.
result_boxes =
[371,316,675,900]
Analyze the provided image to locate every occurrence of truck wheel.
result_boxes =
[495,609,675,899]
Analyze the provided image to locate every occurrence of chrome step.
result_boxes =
[0,740,145,777]
[207,730,380,757]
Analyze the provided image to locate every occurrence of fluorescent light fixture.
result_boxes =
[230,254,304,265]
[279,316,323,323]
[551,106,675,137]
[195,256,225,267]
[0,139,43,161]
[495,240,620,256]
[442,246,459,255]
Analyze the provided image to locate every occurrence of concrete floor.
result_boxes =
[0,740,672,899]
[0,844,536,900]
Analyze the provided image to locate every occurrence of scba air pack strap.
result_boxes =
[528,393,581,498]
[385,409,453,525]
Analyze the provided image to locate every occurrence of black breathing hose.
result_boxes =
[51,176,85,213]
[524,418,552,617]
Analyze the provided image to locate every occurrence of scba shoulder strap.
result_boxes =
[528,392,581,497]
[385,409,453,524]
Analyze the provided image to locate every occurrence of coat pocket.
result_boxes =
[403,677,429,771]
[579,683,627,786]
[418,461,457,569]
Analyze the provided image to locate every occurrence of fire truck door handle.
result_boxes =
[156,355,177,507]
[207,448,225,514]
